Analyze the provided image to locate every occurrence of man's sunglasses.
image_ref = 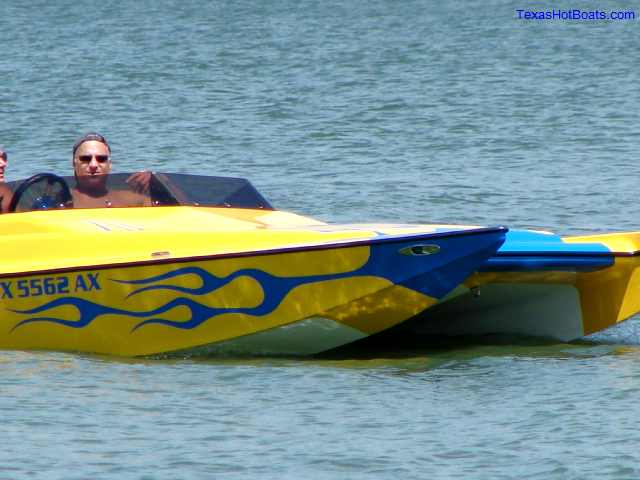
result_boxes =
[78,154,110,164]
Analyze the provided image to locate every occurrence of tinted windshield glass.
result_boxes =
[151,173,273,209]
[5,172,273,212]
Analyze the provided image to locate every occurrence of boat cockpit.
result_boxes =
[2,172,273,213]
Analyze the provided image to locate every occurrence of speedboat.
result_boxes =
[0,172,507,356]
[396,228,640,342]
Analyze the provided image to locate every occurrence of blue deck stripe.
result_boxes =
[482,229,615,272]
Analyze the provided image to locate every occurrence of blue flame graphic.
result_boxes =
[10,265,359,332]
[8,232,500,334]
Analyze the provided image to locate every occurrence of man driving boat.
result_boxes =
[72,132,150,208]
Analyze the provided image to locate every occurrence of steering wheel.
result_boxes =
[8,173,74,213]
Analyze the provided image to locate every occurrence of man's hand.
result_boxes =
[126,171,153,194]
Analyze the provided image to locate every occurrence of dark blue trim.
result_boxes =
[481,255,614,272]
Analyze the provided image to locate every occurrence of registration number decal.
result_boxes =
[0,273,101,299]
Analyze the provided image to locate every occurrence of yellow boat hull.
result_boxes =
[0,207,506,356]
[1,247,429,356]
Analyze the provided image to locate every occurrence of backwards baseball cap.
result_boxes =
[72,132,111,156]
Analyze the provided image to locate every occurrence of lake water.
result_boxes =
[1,0,639,478]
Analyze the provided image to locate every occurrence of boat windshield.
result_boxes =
[4,172,273,213]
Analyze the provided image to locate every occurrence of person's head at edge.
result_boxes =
[72,132,112,195]
[0,147,7,183]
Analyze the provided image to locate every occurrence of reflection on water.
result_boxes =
[3,336,637,373]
